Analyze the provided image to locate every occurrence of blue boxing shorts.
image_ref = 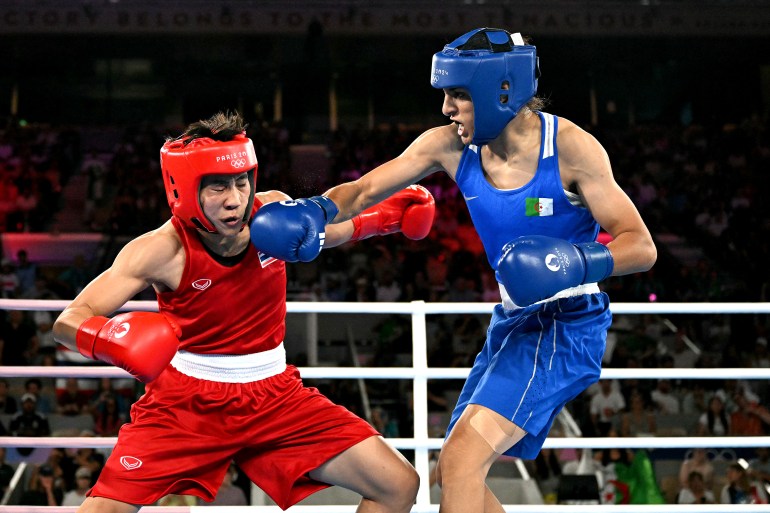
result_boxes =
[445,292,611,459]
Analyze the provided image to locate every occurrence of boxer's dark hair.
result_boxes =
[172,111,247,145]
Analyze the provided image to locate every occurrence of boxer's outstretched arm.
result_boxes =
[323,126,458,223]
[250,185,436,260]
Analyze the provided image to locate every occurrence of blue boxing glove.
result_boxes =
[497,235,614,307]
[249,196,339,262]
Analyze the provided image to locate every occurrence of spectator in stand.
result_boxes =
[56,378,91,416]
[677,470,715,504]
[749,447,770,487]
[0,378,18,414]
[751,337,770,368]
[749,337,770,403]
[697,392,730,436]
[717,380,743,415]
[681,382,708,417]
[0,259,19,298]
[620,391,656,437]
[71,448,104,485]
[43,447,76,493]
[31,307,58,365]
[9,393,51,438]
[720,462,768,504]
[14,249,37,296]
[678,448,715,490]
[374,268,402,302]
[23,378,53,415]
[589,380,626,437]
[650,379,681,415]
[730,389,770,436]
[0,310,38,366]
[88,378,130,418]
[62,467,92,507]
[9,393,51,457]
[92,392,127,437]
[670,328,698,368]
[20,464,63,506]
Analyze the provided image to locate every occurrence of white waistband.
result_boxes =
[499,282,600,311]
[170,342,287,383]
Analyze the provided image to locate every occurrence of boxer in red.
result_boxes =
[53,111,433,513]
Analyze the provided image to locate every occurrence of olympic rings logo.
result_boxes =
[231,159,246,168]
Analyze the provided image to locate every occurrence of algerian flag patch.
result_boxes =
[525,197,553,216]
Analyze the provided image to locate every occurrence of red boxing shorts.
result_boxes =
[89,365,379,509]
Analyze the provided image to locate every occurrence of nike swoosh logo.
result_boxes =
[463,195,478,201]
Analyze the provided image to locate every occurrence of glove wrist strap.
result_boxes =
[576,242,614,283]
[75,316,109,360]
[308,196,339,223]
[351,212,389,241]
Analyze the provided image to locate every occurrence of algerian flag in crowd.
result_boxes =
[525,197,553,216]
[613,451,666,505]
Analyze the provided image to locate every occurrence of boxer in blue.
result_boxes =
[250,28,657,512]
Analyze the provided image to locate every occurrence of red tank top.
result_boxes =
[157,216,287,354]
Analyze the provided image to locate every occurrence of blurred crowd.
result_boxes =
[1,111,769,505]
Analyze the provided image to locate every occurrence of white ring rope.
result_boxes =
[4,365,770,380]
[3,299,770,512]
[2,435,770,451]
[4,299,770,314]
[2,505,770,512]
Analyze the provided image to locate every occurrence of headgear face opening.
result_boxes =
[431,28,539,145]
[160,133,258,233]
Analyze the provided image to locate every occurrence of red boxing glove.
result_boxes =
[597,231,614,245]
[351,184,435,241]
[76,312,182,383]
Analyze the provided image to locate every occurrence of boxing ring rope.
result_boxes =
[4,506,770,513]
[2,299,770,513]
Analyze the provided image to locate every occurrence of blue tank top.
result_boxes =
[455,111,599,271]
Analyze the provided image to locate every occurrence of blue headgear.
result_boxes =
[431,28,539,145]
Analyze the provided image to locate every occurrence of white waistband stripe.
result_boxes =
[499,283,600,311]
[170,343,287,383]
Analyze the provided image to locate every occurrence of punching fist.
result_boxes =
[351,185,435,241]
[497,235,614,307]
[76,312,181,383]
[250,196,339,263]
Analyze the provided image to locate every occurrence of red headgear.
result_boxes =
[160,133,258,233]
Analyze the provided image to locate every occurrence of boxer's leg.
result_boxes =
[309,436,419,513]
